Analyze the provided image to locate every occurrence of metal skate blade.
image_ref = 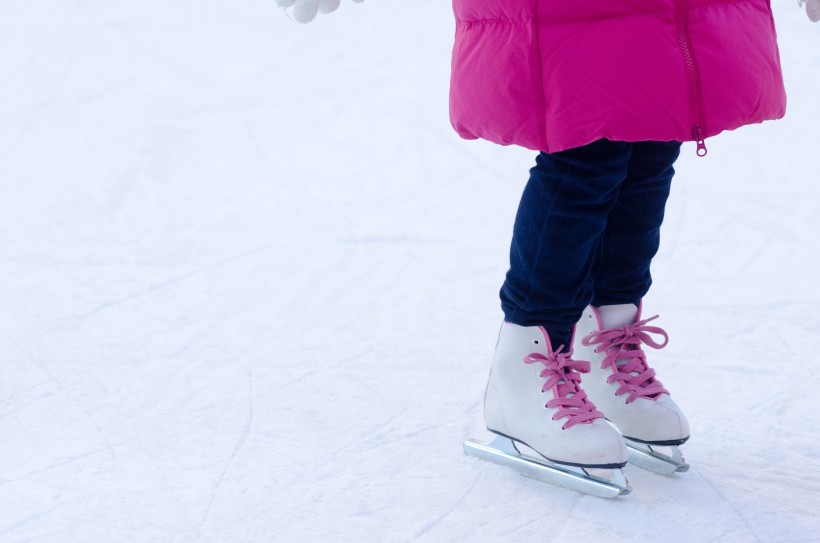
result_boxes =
[625,440,689,475]
[464,436,631,498]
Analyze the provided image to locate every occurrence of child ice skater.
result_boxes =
[278,0,813,494]
[450,1,786,493]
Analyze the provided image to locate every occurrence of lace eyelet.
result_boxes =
[533,340,539,345]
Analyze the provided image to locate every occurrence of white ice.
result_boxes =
[1,2,819,542]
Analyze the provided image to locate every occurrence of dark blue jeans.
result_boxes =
[500,139,682,350]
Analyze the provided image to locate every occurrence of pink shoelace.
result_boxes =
[523,346,604,430]
[581,315,670,404]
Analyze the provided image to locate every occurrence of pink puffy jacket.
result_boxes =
[449,1,787,154]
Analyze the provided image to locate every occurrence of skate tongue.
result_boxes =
[598,304,642,374]
[582,312,670,402]
[597,304,639,329]
[524,350,603,427]
[615,346,644,377]
[598,304,652,377]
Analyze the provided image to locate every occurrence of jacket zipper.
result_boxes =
[675,0,708,156]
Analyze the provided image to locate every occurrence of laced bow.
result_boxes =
[523,346,603,430]
[581,315,670,404]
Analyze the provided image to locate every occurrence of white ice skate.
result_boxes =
[464,323,631,498]
[574,303,690,475]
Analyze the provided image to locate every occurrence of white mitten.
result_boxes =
[800,0,820,22]
[276,0,358,24]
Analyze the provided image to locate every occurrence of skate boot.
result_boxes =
[574,303,690,475]
[464,322,631,498]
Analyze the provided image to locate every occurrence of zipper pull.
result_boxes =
[693,126,708,157]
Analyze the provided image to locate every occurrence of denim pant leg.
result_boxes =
[591,141,681,307]
[500,139,633,350]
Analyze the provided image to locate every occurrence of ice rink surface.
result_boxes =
[1,1,819,541]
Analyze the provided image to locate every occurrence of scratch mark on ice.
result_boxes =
[0,503,62,538]
[0,330,118,463]
[697,470,763,543]
[0,448,107,486]
[408,475,481,541]
[76,244,271,321]
[195,368,255,539]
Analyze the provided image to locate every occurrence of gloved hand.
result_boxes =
[800,0,820,22]
[276,0,363,24]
